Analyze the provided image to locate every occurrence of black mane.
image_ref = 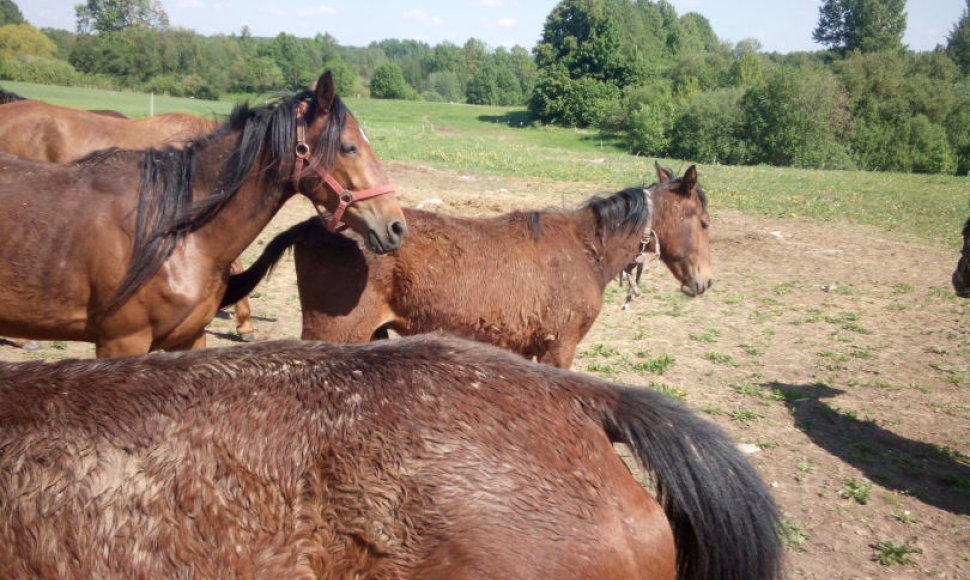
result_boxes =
[519,187,652,242]
[105,90,349,312]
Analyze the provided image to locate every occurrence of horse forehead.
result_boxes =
[358,125,371,145]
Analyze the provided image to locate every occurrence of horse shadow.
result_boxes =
[764,382,970,515]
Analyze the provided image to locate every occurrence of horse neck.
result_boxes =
[187,134,294,263]
[573,209,643,289]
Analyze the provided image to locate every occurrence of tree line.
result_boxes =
[1,0,969,175]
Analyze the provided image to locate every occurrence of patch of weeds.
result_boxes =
[647,381,686,403]
[818,350,850,363]
[754,438,777,450]
[749,309,783,323]
[688,328,720,343]
[580,344,619,358]
[772,281,798,295]
[250,290,265,299]
[740,343,763,356]
[886,301,909,311]
[632,353,676,375]
[834,284,860,296]
[890,510,919,524]
[586,362,618,375]
[778,518,809,552]
[723,294,744,305]
[703,351,736,366]
[890,283,915,294]
[873,540,921,566]
[795,462,814,482]
[731,408,764,423]
[701,406,725,416]
[49,341,68,350]
[849,346,873,360]
[839,477,873,504]
[734,382,763,398]
[927,345,947,355]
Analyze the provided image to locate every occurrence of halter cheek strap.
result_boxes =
[292,103,396,232]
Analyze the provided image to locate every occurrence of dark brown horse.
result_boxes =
[223,166,710,368]
[0,71,405,358]
[954,217,970,298]
[0,96,256,342]
[0,335,783,580]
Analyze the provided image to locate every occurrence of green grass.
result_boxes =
[6,81,968,246]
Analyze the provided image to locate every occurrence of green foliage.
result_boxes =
[669,88,751,165]
[946,97,970,174]
[369,61,415,100]
[839,476,873,504]
[0,56,83,85]
[813,0,906,53]
[0,0,24,27]
[75,0,169,35]
[947,1,970,75]
[740,66,854,169]
[0,24,57,59]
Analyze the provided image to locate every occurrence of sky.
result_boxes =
[20,1,969,54]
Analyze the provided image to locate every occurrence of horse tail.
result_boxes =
[0,88,26,104]
[599,385,783,580]
[220,218,318,308]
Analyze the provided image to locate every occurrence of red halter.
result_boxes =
[292,103,395,232]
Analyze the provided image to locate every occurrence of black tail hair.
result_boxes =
[220,218,318,308]
[601,386,784,580]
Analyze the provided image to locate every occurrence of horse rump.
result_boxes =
[0,335,781,580]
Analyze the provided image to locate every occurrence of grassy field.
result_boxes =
[4,80,967,248]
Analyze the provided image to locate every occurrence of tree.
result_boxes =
[369,61,414,99]
[75,0,169,34]
[813,0,906,53]
[947,0,970,75]
[0,24,57,59]
[0,0,24,27]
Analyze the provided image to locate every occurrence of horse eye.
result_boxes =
[340,144,358,155]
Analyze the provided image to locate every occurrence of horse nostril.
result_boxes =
[390,220,407,240]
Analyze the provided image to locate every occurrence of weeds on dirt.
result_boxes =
[778,518,809,552]
[840,477,874,504]
[632,352,676,375]
[873,541,921,566]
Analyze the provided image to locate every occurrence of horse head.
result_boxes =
[651,162,712,296]
[293,71,406,254]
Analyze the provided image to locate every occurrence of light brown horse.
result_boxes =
[223,165,710,368]
[0,70,405,358]
[0,98,217,163]
[0,335,783,580]
[0,94,258,342]
[954,217,970,298]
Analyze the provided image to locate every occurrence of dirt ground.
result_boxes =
[3,160,968,579]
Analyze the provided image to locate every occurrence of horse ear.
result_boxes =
[655,161,673,183]
[683,165,698,193]
[314,71,336,114]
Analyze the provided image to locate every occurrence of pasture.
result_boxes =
[1,83,968,578]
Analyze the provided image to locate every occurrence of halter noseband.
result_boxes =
[292,102,395,232]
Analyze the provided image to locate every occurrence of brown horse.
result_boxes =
[222,165,710,368]
[619,164,711,305]
[954,217,970,298]
[0,335,783,580]
[0,96,257,342]
[0,70,406,358]
[0,98,217,163]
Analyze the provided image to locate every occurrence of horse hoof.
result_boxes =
[20,340,43,351]
[239,332,258,343]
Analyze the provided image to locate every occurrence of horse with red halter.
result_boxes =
[954,217,970,298]
[0,71,405,358]
[0,92,259,343]
[222,165,710,368]
[0,335,783,580]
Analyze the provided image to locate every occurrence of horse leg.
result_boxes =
[168,332,207,352]
[537,339,578,369]
[95,333,154,358]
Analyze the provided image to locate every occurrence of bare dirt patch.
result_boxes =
[4,160,968,578]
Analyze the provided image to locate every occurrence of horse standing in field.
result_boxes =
[954,217,970,298]
[0,335,783,580]
[0,92,258,342]
[0,70,405,358]
[223,165,711,368]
